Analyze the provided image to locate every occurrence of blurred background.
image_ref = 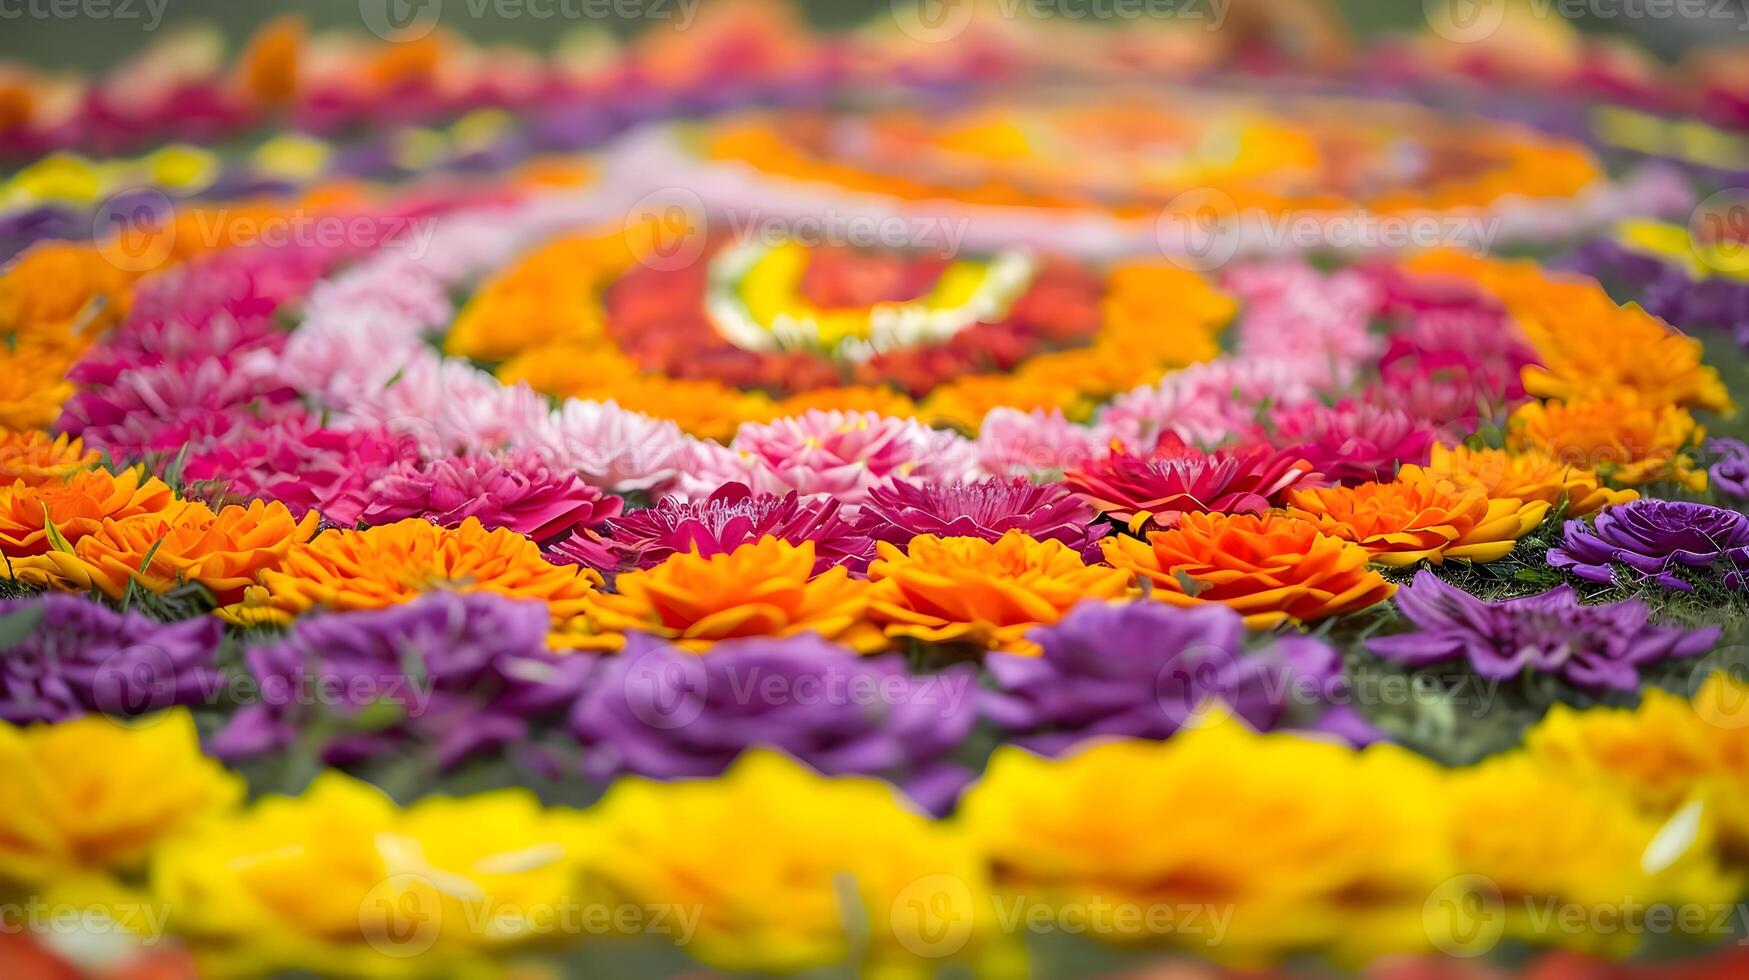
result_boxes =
[4,0,1747,70]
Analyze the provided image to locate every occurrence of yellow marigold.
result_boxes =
[13,499,318,603]
[1285,464,1550,566]
[0,465,178,557]
[0,341,79,431]
[1402,251,1731,414]
[0,240,134,345]
[226,517,602,633]
[0,709,241,882]
[1424,443,1636,517]
[1525,672,1749,860]
[1507,389,1706,491]
[1100,512,1396,629]
[920,374,1088,432]
[0,429,100,487]
[1442,754,1740,956]
[587,749,1001,975]
[961,719,1452,964]
[772,384,918,420]
[867,531,1132,656]
[151,772,592,976]
[586,537,881,653]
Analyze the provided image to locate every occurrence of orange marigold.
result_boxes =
[1101,512,1395,629]
[585,537,881,653]
[1423,443,1636,517]
[1285,465,1551,566]
[12,499,318,603]
[0,241,134,345]
[867,531,1133,656]
[1507,389,1706,491]
[224,517,603,631]
[0,343,80,432]
[0,430,101,487]
[0,466,178,558]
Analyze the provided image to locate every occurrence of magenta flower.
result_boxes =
[56,355,303,462]
[1065,434,1317,532]
[573,481,873,574]
[1267,398,1438,485]
[680,409,977,503]
[359,449,622,544]
[183,417,421,526]
[857,478,1107,563]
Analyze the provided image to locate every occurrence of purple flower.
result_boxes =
[1548,499,1749,592]
[574,482,873,575]
[982,601,1368,756]
[0,594,222,723]
[855,478,1109,565]
[569,634,978,814]
[1368,571,1717,691]
[1709,438,1749,500]
[212,592,589,770]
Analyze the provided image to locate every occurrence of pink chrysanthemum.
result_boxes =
[340,356,550,456]
[359,449,622,544]
[1098,358,1316,449]
[975,407,1103,478]
[679,410,978,504]
[55,354,301,461]
[1066,434,1318,533]
[855,478,1109,563]
[557,482,872,574]
[521,398,694,493]
[1267,398,1439,485]
[182,418,422,526]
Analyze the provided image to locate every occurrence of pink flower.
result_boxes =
[360,450,622,544]
[1268,398,1439,485]
[975,408,1103,478]
[1065,434,1318,532]
[1099,358,1315,449]
[55,353,300,461]
[341,357,550,456]
[679,410,978,504]
[855,478,1109,563]
[182,419,421,526]
[522,399,694,493]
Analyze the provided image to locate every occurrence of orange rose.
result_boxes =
[586,537,880,653]
[12,499,318,603]
[867,531,1133,656]
[1423,443,1636,517]
[1507,389,1705,491]
[1285,465,1550,566]
[0,430,101,487]
[1101,512,1395,628]
[0,467,178,557]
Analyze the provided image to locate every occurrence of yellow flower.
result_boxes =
[0,429,101,486]
[13,498,319,604]
[1525,672,1749,861]
[227,517,603,635]
[151,772,592,976]
[1100,512,1396,629]
[961,720,1453,964]
[1423,443,1636,517]
[0,465,178,557]
[0,341,80,432]
[0,710,241,882]
[586,537,881,653]
[867,531,1132,656]
[1507,389,1706,490]
[0,240,134,346]
[920,373,1088,432]
[1445,754,1740,955]
[587,749,998,975]
[1285,464,1550,566]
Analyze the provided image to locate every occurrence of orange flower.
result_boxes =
[0,343,80,432]
[0,430,100,487]
[867,531,1133,655]
[0,241,134,346]
[1507,389,1706,491]
[1285,465,1550,566]
[1101,512,1395,628]
[1423,443,1636,517]
[12,499,318,603]
[0,466,178,557]
[226,517,603,632]
[586,537,881,653]
[771,385,918,421]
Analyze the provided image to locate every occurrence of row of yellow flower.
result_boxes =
[4,674,1745,976]
[0,431,1646,647]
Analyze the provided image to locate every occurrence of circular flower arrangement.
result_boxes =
[4,7,1749,979]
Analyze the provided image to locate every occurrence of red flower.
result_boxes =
[1065,434,1317,533]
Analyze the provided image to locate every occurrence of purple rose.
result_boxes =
[1709,438,1749,500]
[1548,499,1749,592]
[1369,571,1717,691]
